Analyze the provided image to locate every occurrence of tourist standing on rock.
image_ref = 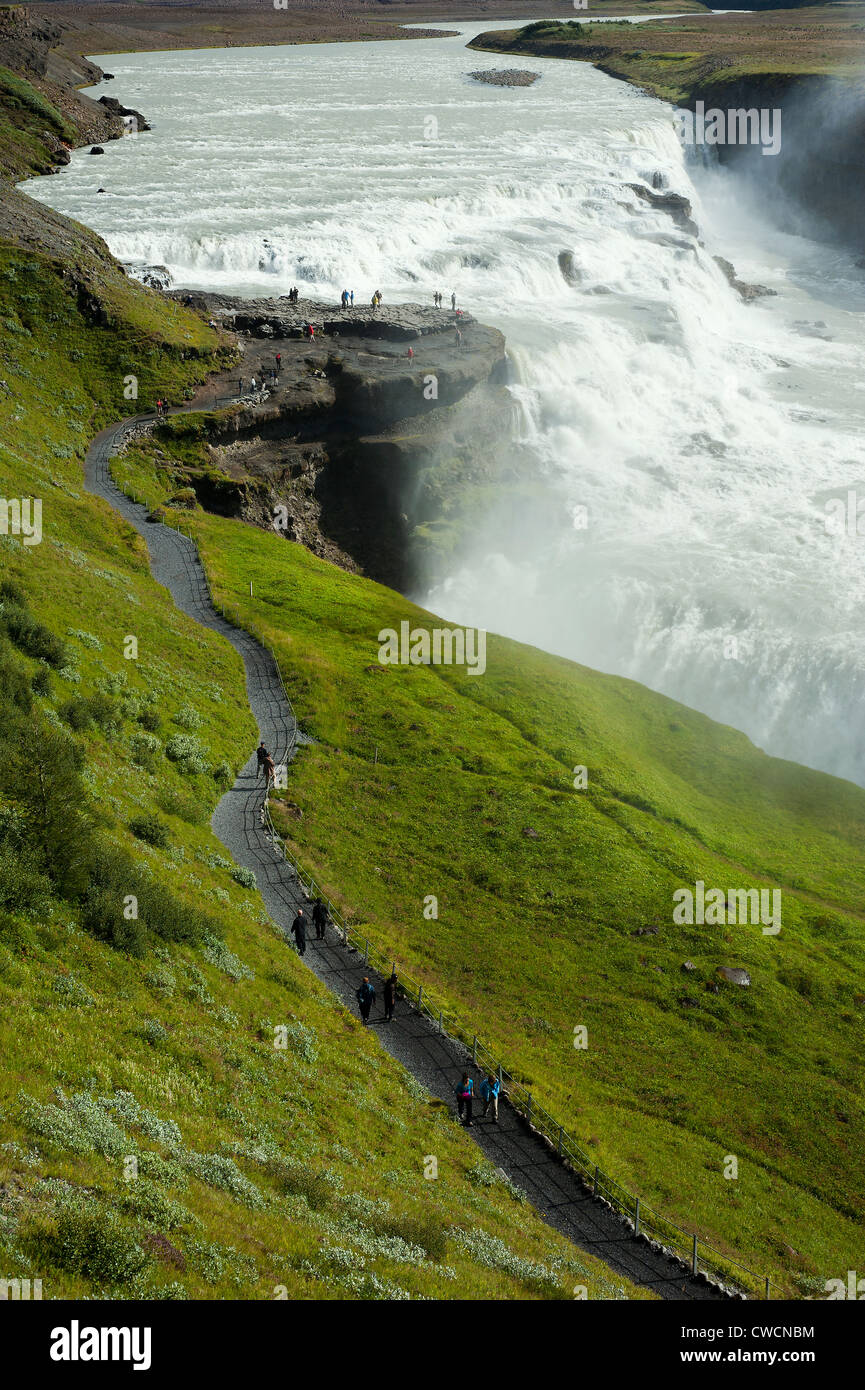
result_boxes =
[238,377,244,395]
[356,977,375,1025]
[407,345,414,363]
[383,972,397,1022]
[455,327,463,351]
[455,1073,474,1126]
[481,1074,500,1123]
[350,290,354,307]
[312,897,328,941]
[276,352,281,373]
[251,375,257,392]
[451,292,456,311]
[291,909,307,957]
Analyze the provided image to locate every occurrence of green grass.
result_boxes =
[99,489,864,1300]
[0,215,648,1303]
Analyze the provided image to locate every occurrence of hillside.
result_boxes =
[109,429,865,1296]
[1,0,863,1305]
[0,236,654,1300]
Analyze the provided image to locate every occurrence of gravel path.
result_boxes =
[85,404,728,1302]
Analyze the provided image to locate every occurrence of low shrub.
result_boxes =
[129,813,171,850]
[24,1209,150,1284]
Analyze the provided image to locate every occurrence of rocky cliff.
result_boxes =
[148,293,530,593]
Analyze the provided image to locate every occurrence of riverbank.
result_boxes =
[467,7,865,102]
[468,8,865,251]
[29,1,707,63]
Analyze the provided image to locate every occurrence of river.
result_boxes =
[25,19,865,785]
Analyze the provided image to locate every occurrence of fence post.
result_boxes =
[342,923,347,947]
[692,1235,698,1277]
[363,938,369,966]
[634,1197,640,1238]
[765,1277,771,1301]
[593,1165,599,1196]
[472,1036,477,1065]
[418,985,423,1012]
[557,1124,563,1155]
[526,1093,532,1128]
[438,1009,443,1034]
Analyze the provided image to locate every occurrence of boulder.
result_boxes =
[90,146,104,155]
[681,961,696,973]
[557,250,581,286]
[718,966,751,987]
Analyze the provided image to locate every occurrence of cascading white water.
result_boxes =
[24,21,865,783]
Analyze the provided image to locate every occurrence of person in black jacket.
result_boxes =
[291,909,307,956]
[383,972,397,1022]
[312,897,328,941]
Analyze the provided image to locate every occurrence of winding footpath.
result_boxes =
[85,397,727,1303]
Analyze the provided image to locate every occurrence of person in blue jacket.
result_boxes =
[455,1073,474,1126]
[481,1073,500,1123]
[356,977,375,1025]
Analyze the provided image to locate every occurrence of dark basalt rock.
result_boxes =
[627,183,699,237]
[714,255,776,302]
[98,95,151,133]
[124,262,172,291]
[89,146,104,155]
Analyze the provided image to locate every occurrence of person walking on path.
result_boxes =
[312,897,328,941]
[481,1073,500,1123]
[455,1073,474,1126]
[383,972,397,1022]
[275,352,281,373]
[291,909,307,956]
[256,741,271,780]
[455,327,463,351]
[356,976,375,1025]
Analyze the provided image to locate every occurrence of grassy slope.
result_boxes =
[99,454,865,1298]
[0,246,646,1302]
[467,8,865,104]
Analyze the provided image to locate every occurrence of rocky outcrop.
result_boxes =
[627,184,699,238]
[97,95,151,133]
[713,256,776,302]
[156,293,530,592]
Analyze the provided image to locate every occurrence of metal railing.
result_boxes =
[112,412,776,1303]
